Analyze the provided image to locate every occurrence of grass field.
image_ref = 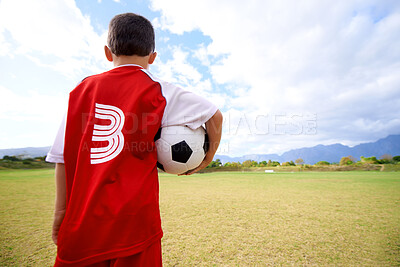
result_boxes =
[0,170,399,266]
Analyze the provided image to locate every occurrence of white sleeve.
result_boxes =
[160,81,218,129]
[46,113,66,163]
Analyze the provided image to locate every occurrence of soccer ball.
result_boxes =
[155,125,209,174]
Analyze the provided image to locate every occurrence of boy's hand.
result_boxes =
[179,155,213,176]
[52,210,66,245]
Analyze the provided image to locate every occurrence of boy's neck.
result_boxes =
[112,55,151,69]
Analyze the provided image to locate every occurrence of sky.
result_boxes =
[0,0,399,157]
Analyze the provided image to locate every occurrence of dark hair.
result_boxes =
[107,13,155,56]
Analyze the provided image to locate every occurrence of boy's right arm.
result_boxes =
[53,163,66,245]
[184,109,223,175]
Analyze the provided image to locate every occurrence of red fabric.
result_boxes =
[85,239,162,267]
[56,65,166,266]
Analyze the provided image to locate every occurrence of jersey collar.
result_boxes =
[113,64,143,69]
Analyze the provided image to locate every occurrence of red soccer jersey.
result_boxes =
[47,65,217,266]
[57,65,165,266]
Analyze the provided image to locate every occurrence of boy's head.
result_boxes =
[107,13,155,57]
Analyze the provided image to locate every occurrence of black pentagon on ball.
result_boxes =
[203,132,209,153]
[156,161,165,171]
[171,140,193,163]
[154,127,162,142]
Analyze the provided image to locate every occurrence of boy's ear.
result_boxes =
[104,46,113,62]
[148,52,157,65]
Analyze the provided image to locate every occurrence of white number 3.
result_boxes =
[90,103,125,164]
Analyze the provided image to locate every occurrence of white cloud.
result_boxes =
[0,0,108,79]
[0,85,67,149]
[0,30,11,57]
[152,47,202,85]
[151,46,228,109]
[150,0,400,155]
[0,0,111,149]
[0,85,67,122]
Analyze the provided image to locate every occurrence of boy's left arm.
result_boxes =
[184,109,223,175]
[52,163,67,245]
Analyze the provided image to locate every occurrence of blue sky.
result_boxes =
[0,0,399,157]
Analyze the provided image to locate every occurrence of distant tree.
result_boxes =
[250,161,259,167]
[393,156,400,162]
[282,161,296,166]
[265,160,279,167]
[242,160,252,168]
[22,159,33,165]
[295,158,305,165]
[316,161,330,166]
[3,155,19,161]
[224,162,241,167]
[377,154,393,164]
[207,159,222,168]
[360,156,379,164]
[340,156,354,166]
[34,156,46,161]
[259,161,267,167]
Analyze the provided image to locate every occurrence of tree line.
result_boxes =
[0,155,52,169]
[207,154,400,168]
[1,154,399,170]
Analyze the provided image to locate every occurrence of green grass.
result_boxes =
[0,169,56,266]
[0,170,399,266]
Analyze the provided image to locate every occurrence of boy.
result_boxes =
[46,13,223,266]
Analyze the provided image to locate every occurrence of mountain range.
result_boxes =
[215,134,400,164]
[0,135,399,165]
[0,146,51,159]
